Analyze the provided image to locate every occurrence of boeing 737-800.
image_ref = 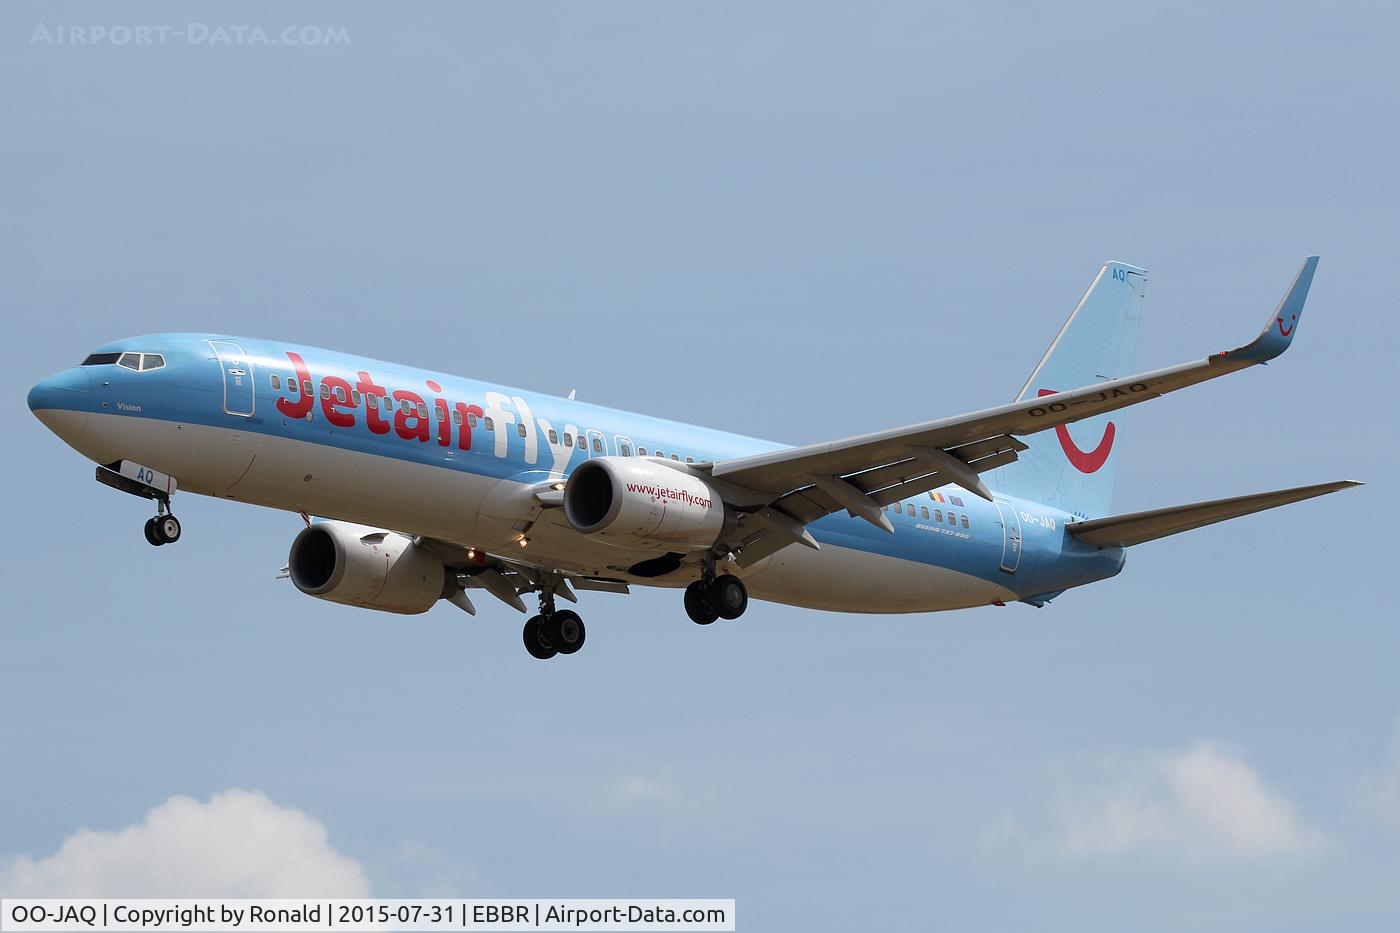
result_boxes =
[27,257,1357,658]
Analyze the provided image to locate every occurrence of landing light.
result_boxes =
[517,537,530,548]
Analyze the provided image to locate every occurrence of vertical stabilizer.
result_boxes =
[991,261,1147,519]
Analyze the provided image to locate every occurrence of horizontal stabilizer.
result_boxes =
[1066,480,1361,548]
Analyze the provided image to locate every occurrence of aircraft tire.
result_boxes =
[157,515,182,544]
[548,610,586,655]
[523,615,557,660]
[685,581,719,625]
[710,574,748,620]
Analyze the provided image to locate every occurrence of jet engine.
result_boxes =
[564,457,727,550]
[288,521,449,614]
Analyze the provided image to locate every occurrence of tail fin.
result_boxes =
[991,261,1147,518]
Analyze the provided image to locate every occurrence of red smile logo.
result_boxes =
[1277,314,1296,337]
[1038,389,1115,474]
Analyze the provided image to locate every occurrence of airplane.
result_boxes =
[27,257,1358,659]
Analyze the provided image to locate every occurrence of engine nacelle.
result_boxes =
[288,521,448,614]
[564,457,726,550]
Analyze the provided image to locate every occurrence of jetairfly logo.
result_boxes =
[268,351,588,479]
[274,352,485,449]
[624,482,713,509]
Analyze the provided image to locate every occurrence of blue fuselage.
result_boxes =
[28,333,1126,611]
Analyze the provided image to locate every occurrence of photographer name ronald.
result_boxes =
[0,899,736,932]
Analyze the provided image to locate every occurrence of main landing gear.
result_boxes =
[684,572,748,625]
[143,501,182,547]
[522,589,586,660]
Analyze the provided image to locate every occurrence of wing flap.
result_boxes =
[1065,480,1360,548]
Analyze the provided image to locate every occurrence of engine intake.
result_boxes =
[288,521,449,614]
[564,457,726,550]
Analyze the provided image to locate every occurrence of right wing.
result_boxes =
[699,257,1321,564]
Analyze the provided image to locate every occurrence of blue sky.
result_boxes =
[2,2,1397,929]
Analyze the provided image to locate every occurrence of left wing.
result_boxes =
[416,537,630,615]
[699,257,1320,565]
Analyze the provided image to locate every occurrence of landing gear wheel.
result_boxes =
[523,615,557,660]
[685,581,719,625]
[156,515,182,544]
[143,517,164,547]
[546,609,586,655]
[710,574,748,620]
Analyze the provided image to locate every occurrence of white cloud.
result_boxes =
[988,741,1324,866]
[613,775,677,804]
[0,789,370,897]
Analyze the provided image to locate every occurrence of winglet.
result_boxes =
[1220,256,1319,363]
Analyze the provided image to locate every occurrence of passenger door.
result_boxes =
[208,340,255,416]
[993,499,1023,574]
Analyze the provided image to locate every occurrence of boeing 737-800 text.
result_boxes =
[27,257,1357,658]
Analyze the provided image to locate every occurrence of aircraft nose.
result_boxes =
[28,367,91,439]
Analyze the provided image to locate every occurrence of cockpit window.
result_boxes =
[83,351,166,371]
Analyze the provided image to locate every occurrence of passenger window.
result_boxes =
[453,409,462,425]
[468,413,478,428]
[934,510,942,522]
[638,447,647,456]
[594,438,604,453]
[140,354,165,371]
[334,386,347,403]
[920,507,929,519]
[320,384,331,399]
[287,377,298,395]
[400,399,411,413]
[620,442,631,457]
[118,352,141,371]
[961,515,970,529]
[947,512,956,524]
[417,403,428,419]
[351,390,361,406]
[906,503,915,516]
[548,429,558,444]
[670,453,679,460]
[564,433,573,447]
[270,374,281,391]
[516,422,527,437]
[484,417,494,431]
[686,456,695,464]
[302,380,312,396]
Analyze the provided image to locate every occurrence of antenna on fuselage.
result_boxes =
[567,389,577,401]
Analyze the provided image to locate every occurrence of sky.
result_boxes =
[2,1,1397,929]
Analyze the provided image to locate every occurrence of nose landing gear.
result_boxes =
[94,462,183,547]
[143,504,182,546]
